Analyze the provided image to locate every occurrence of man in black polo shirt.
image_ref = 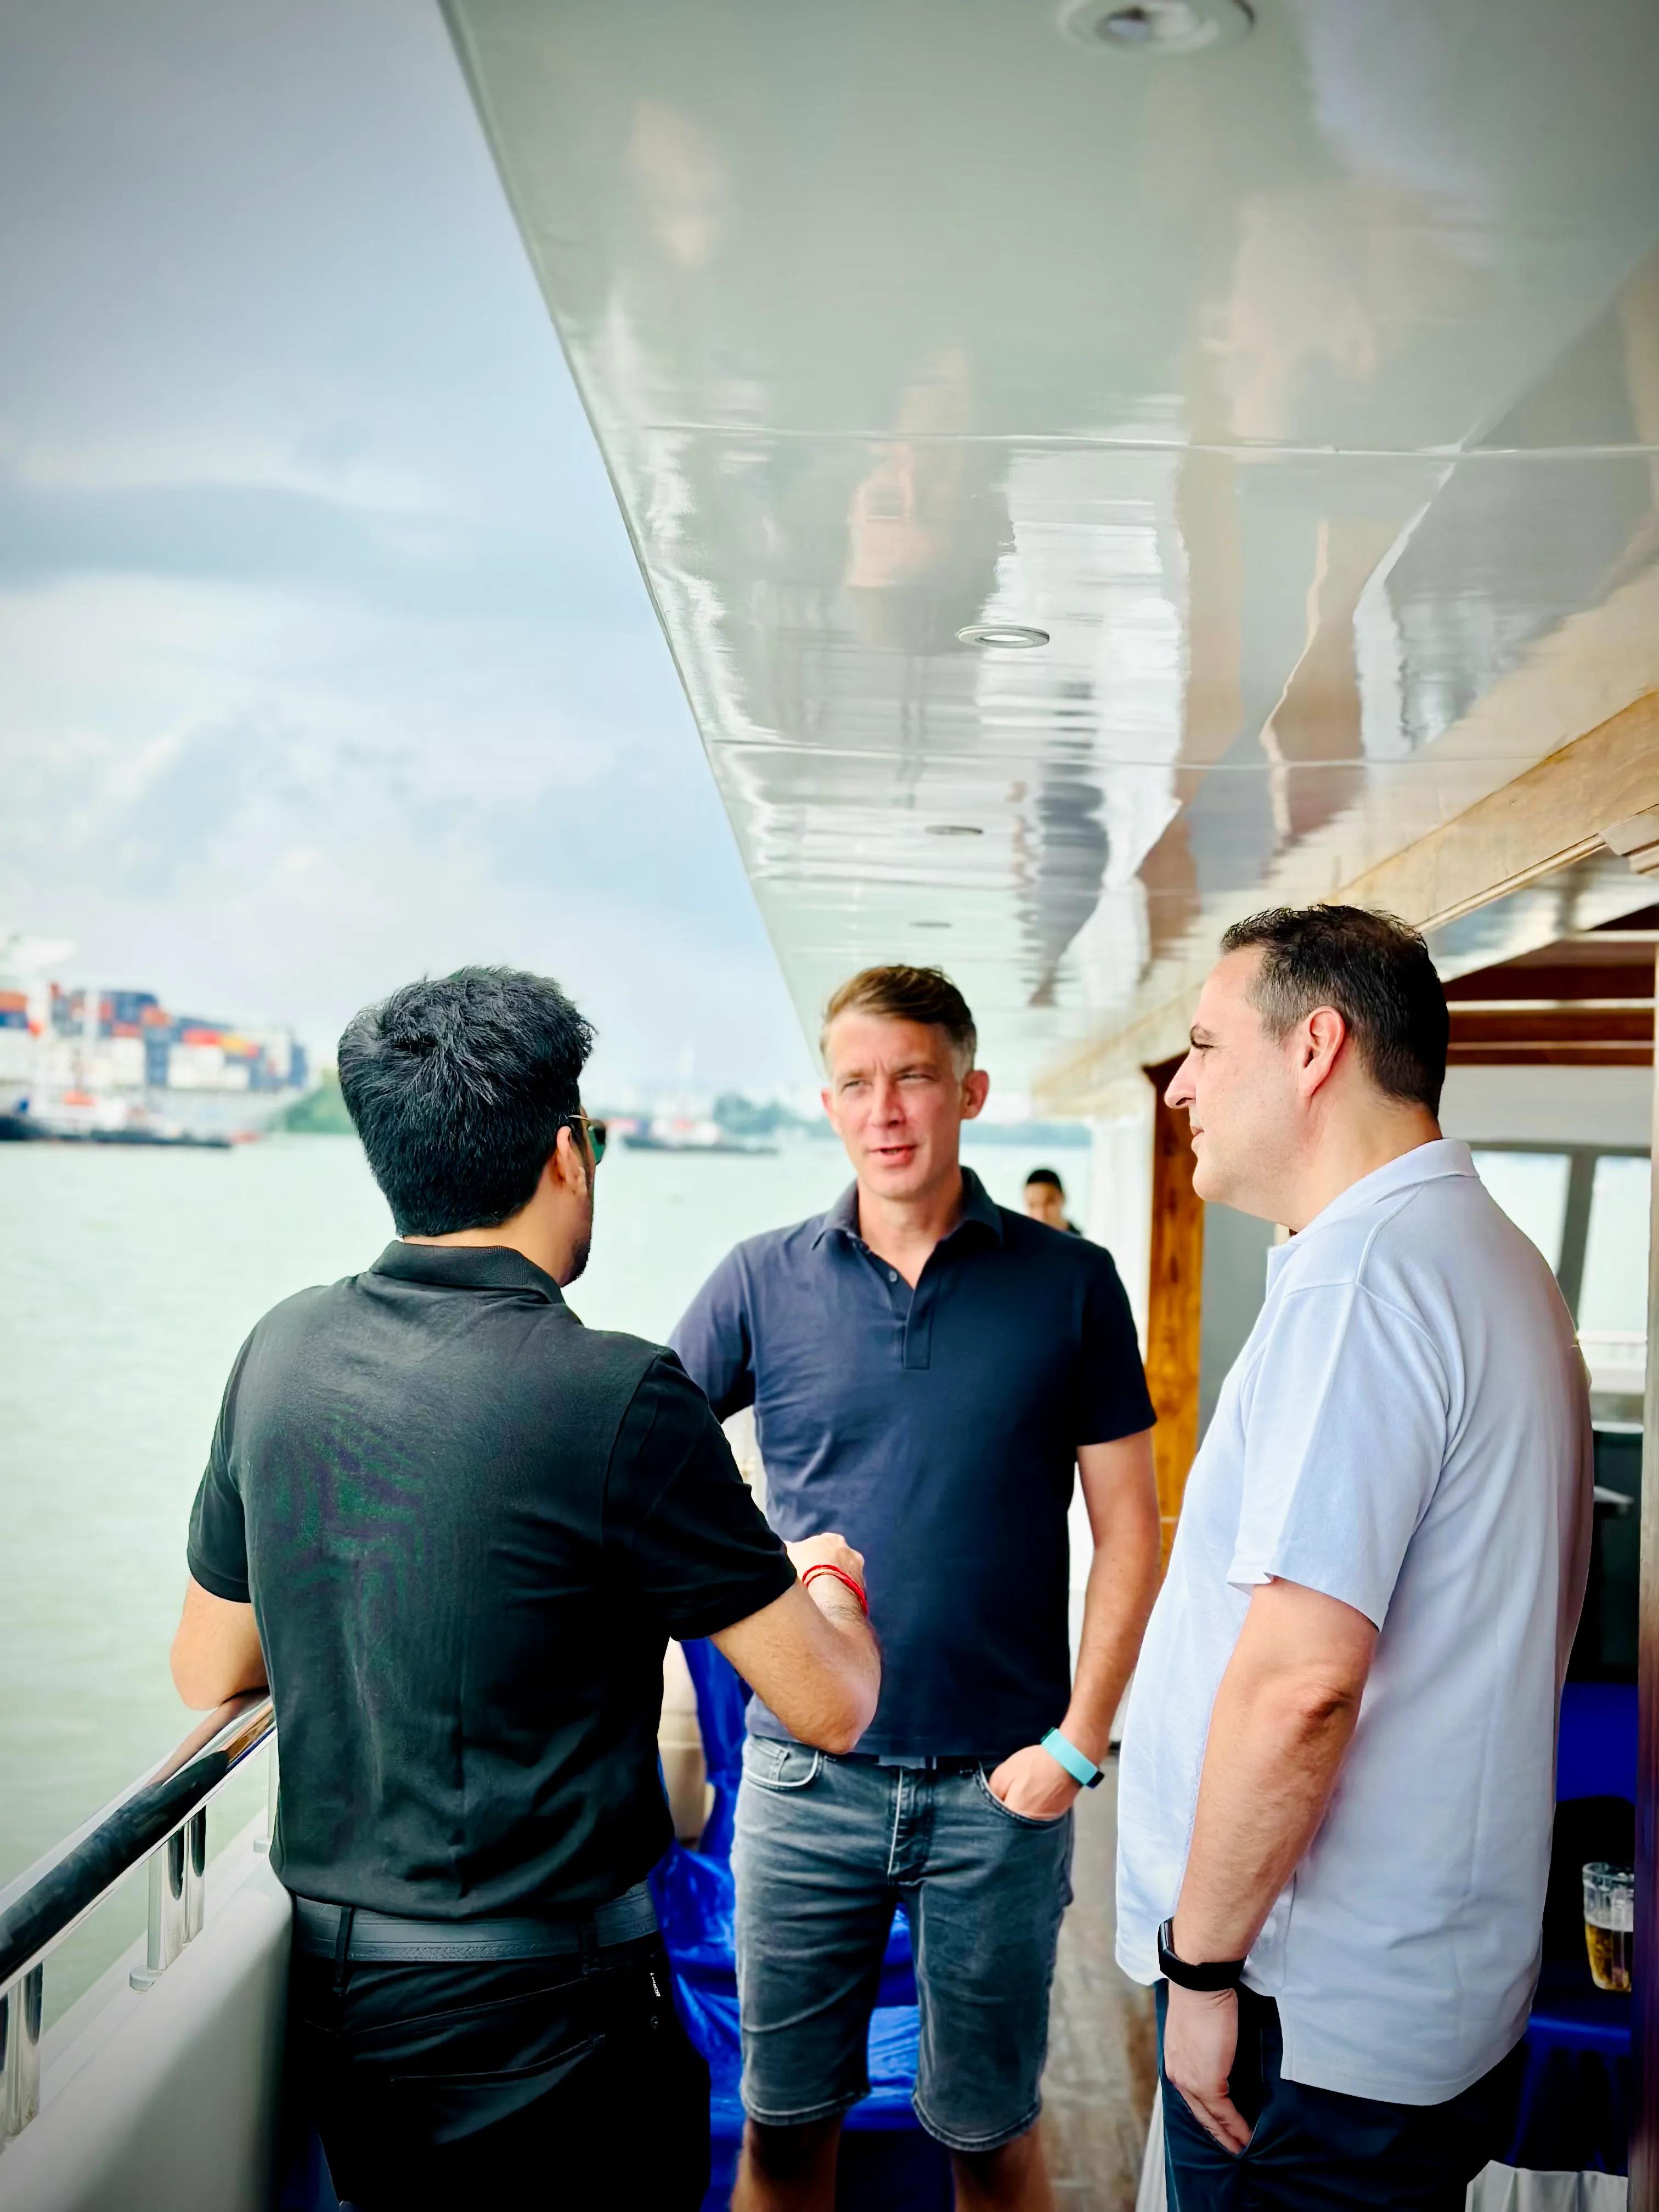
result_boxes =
[168,967,879,2210]
[671,965,1160,2212]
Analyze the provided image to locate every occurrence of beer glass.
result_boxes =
[1582,1862,1634,1994]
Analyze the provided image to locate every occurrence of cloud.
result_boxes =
[0,466,643,631]
[0,0,816,1094]
[0,561,811,1086]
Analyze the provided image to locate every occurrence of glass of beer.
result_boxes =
[1582,1862,1634,1994]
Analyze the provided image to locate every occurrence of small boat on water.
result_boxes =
[0,1107,235,1149]
[620,1115,778,1158]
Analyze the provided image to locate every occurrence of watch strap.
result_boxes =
[1156,1916,1247,1992]
[1039,1727,1104,1790]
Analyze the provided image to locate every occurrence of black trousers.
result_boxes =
[290,1933,709,2210]
[1157,1984,1524,2211]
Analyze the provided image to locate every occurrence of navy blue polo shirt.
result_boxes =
[670,1170,1155,1759]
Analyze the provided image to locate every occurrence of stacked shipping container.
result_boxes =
[44,986,308,1094]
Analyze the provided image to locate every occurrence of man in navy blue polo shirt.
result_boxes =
[672,964,1159,2212]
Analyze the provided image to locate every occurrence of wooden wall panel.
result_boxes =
[1341,689,1659,935]
[1143,1056,1204,1568]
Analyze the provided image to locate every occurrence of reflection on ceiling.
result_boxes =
[444,0,1659,1102]
[1426,855,1659,989]
[1440,888,1658,1070]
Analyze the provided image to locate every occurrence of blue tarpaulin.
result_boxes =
[1504,1681,1638,2177]
[656,1640,950,2211]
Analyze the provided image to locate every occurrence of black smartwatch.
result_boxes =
[1157,1917,1247,1993]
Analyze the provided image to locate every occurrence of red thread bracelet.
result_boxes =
[801,1562,869,1616]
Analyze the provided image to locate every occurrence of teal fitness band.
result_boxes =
[1039,1727,1104,1790]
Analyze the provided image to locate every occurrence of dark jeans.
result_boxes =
[290,1933,709,2210]
[1156,1984,1523,2211]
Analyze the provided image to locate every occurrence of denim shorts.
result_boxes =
[731,1736,1074,2154]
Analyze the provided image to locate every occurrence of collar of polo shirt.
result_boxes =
[810,1166,1006,1251]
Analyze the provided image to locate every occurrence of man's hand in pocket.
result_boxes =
[985,1743,1079,1820]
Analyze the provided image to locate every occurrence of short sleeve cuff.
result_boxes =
[1077,1407,1157,1448]
[1226,1557,1272,1594]
[1225,1552,1389,1631]
[187,1547,251,1606]
[667,1555,797,1643]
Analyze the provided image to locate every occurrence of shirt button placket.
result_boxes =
[904,1282,933,1371]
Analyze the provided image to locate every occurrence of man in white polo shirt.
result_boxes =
[1117,904,1593,2209]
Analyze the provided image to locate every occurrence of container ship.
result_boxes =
[0,934,309,1144]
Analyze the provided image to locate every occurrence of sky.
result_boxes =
[0,0,817,1098]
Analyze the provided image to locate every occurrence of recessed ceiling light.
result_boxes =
[1059,0,1253,54]
[956,623,1050,650]
[925,823,984,837]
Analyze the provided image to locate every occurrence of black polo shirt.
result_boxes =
[670,1170,1155,1760]
[187,1242,794,1917]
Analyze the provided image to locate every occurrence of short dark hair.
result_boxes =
[1219,905,1448,1115]
[1024,1166,1065,1193]
[820,965,977,1068]
[338,967,595,1236]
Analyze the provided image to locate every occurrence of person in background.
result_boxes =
[1023,1165,1081,1235]
[168,967,879,2212]
[673,963,1160,2212]
[1116,906,1593,2209]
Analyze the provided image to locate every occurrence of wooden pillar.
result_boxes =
[1144,1055,1204,1569]
[1634,950,1659,2211]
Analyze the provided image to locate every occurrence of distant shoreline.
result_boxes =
[278,1073,1091,1149]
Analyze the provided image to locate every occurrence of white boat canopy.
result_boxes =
[442,0,1659,1105]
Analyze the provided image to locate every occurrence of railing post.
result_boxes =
[0,1965,44,2149]
[184,1807,206,1943]
[259,1740,278,1856]
[0,1691,274,2138]
[130,1807,207,1992]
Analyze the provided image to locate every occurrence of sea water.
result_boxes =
[0,1130,1087,2018]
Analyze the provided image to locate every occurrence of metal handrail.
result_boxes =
[0,1691,274,1990]
[0,1690,275,2147]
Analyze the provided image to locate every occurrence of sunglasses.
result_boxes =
[569,1113,608,1166]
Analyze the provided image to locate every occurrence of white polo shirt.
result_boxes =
[1116,1140,1593,2104]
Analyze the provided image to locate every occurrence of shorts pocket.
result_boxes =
[741,1737,824,1792]
[973,1763,1070,1830]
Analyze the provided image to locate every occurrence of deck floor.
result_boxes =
[1041,1763,1157,2209]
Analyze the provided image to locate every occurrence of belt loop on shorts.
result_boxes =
[578,1909,600,1976]
[331,1904,356,1999]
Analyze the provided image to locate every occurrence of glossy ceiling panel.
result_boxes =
[445,0,1659,1095]
[1425,854,1659,984]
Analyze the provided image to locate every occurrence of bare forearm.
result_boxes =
[170,1580,267,1711]
[770,1595,879,1751]
[807,1584,882,1719]
[1172,1669,1359,1962]
[174,1651,267,1711]
[1062,1522,1159,1764]
[711,1580,880,1754]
